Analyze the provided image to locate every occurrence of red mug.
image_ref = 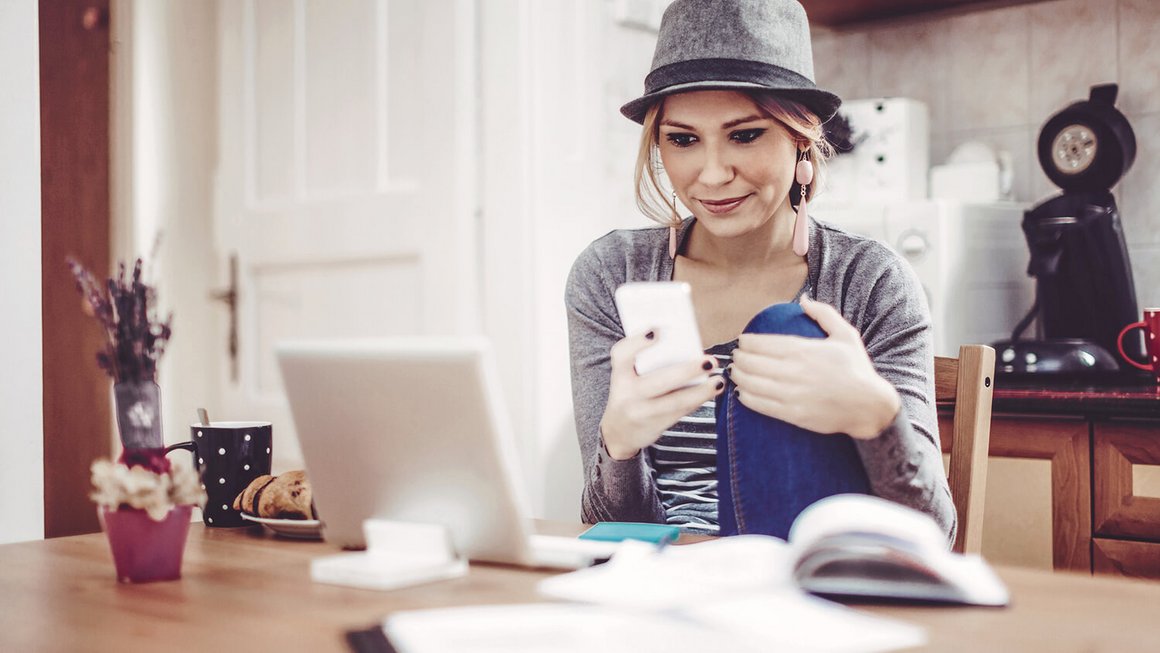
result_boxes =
[1117,308,1160,381]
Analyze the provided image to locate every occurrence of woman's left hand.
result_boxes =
[729,297,901,439]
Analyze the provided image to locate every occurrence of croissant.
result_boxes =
[232,470,316,520]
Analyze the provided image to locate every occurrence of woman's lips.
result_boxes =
[698,194,750,215]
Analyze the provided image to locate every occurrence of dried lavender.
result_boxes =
[68,257,173,384]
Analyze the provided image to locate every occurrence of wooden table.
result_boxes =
[2,524,1160,652]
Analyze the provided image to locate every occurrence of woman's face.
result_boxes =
[657,90,799,240]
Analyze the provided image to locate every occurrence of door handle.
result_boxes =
[210,253,239,382]
[82,6,108,31]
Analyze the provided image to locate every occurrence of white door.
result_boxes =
[213,0,478,471]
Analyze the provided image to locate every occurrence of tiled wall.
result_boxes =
[811,0,1160,308]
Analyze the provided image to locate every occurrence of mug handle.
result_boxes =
[1117,321,1151,371]
[165,441,199,471]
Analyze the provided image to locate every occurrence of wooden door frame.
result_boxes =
[39,0,113,537]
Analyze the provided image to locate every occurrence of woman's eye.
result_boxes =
[731,128,766,144]
[665,133,697,148]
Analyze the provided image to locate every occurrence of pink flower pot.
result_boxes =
[99,505,193,583]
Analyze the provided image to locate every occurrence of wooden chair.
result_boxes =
[935,344,997,555]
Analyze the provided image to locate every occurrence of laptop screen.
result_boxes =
[277,337,537,564]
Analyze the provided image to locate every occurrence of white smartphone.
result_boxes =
[613,281,706,379]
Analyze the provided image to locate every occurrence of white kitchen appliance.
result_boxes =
[824,98,930,202]
[810,199,1033,358]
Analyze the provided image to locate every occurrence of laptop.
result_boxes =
[276,336,614,570]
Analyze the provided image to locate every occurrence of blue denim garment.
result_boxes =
[717,302,871,538]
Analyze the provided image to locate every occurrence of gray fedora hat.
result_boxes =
[620,0,840,124]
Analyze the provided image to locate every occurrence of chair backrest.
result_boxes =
[934,344,996,555]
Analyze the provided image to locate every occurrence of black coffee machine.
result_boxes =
[994,84,1145,378]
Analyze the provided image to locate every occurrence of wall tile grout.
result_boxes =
[1115,0,1121,85]
[804,0,1160,255]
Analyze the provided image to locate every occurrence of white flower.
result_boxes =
[90,455,207,521]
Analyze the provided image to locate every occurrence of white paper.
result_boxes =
[384,604,749,653]
[538,537,795,609]
[384,597,924,653]
[689,593,926,653]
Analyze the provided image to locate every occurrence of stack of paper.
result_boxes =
[383,538,926,653]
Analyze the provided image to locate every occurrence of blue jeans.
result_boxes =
[717,303,871,538]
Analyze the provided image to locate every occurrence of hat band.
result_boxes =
[644,58,817,96]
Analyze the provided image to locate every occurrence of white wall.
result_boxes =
[0,0,44,544]
[480,0,666,520]
[112,1,220,448]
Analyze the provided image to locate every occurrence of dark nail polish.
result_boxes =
[645,330,655,340]
[702,360,713,371]
[716,380,725,391]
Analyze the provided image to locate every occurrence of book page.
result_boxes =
[786,495,1010,606]
[788,494,947,556]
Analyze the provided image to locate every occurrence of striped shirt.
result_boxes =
[649,343,736,534]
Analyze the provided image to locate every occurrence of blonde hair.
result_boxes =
[633,91,833,226]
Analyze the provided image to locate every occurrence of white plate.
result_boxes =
[241,513,323,539]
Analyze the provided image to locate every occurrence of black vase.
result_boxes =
[112,381,163,449]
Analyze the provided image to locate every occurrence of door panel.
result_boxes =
[302,0,378,193]
[252,261,423,394]
[253,0,294,201]
[216,0,476,471]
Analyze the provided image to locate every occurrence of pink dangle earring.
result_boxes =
[655,145,679,260]
[792,149,813,257]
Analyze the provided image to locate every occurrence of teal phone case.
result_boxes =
[578,522,680,545]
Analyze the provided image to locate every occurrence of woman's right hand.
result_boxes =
[599,331,724,460]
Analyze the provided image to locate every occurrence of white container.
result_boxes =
[810,199,1034,357]
[930,161,1002,201]
[824,98,930,202]
[930,142,1014,202]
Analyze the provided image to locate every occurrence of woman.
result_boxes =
[565,0,954,542]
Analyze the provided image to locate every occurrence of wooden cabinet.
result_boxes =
[1093,538,1160,579]
[1091,420,1160,579]
[943,384,1160,577]
[1094,420,1160,542]
[943,413,1091,572]
[991,416,1092,572]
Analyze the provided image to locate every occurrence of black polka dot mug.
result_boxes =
[166,422,273,527]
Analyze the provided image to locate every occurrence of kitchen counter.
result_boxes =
[990,380,1160,419]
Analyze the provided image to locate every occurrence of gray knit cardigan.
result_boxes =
[564,217,956,543]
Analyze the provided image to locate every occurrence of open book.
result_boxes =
[539,494,1009,609]
[786,494,1009,606]
[374,497,1007,653]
